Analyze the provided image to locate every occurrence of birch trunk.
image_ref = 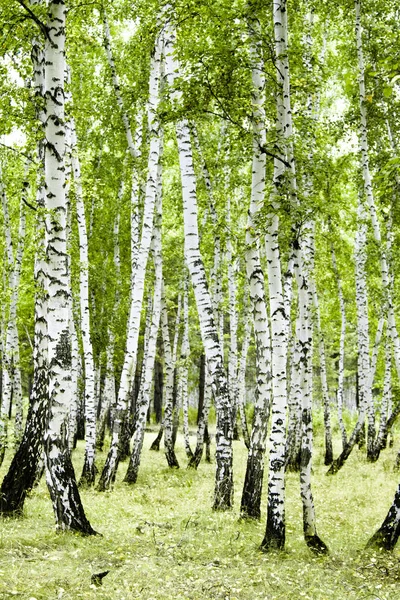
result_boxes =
[237,286,251,449]
[188,354,213,468]
[180,284,193,460]
[43,0,95,534]
[310,235,333,465]
[285,302,303,472]
[96,33,162,491]
[261,0,291,549]
[70,119,97,487]
[297,233,328,554]
[226,196,240,441]
[0,153,48,516]
[0,174,25,462]
[367,483,400,551]
[165,22,233,508]
[240,12,272,521]
[162,287,180,468]
[330,239,347,449]
[327,196,369,475]
[124,191,163,484]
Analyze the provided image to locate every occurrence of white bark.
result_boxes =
[355,0,400,450]
[161,284,180,468]
[43,0,94,534]
[180,282,192,459]
[241,13,272,521]
[69,118,97,487]
[237,286,251,448]
[226,196,239,438]
[124,186,163,484]
[97,35,162,490]
[330,240,347,448]
[164,21,233,508]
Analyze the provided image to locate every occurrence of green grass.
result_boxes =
[1,428,400,600]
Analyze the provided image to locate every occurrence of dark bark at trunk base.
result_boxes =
[79,455,96,489]
[96,406,110,452]
[366,484,400,551]
[96,452,119,492]
[0,438,41,515]
[165,447,180,468]
[187,445,203,469]
[119,411,133,461]
[123,460,139,484]
[324,435,333,466]
[260,526,285,552]
[46,446,98,535]
[205,425,211,463]
[305,534,329,555]
[0,370,48,516]
[150,426,163,451]
[240,450,265,520]
[327,418,365,475]
[153,359,163,424]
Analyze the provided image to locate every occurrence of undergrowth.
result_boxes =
[1,425,400,599]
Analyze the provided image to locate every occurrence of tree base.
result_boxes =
[260,533,285,552]
[79,460,96,489]
[305,534,329,555]
[366,530,394,551]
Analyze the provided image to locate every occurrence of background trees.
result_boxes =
[0,0,399,551]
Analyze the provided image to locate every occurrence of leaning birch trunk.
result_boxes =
[240,12,272,521]
[180,284,193,460]
[285,302,303,473]
[0,175,26,462]
[309,235,333,464]
[97,36,162,491]
[11,187,27,447]
[371,338,392,461]
[150,295,181,454]
[98,197,122,450]
[0,154,48,515]
[191,126,223,347]
[0,8,50,514]
[70,118,97,488]
[327,196,370,475]
[124,192,163,484]
[226,196,240,440]
[165,21,233,509]
[189,353,213,468]
[355,0,400,457]
[367,483,400,551]
[43,0,95,534]
[297,234,328,554]
[330,239,347,450]
[161,287,180,468]
[237,287,251,449]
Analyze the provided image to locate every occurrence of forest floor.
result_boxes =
[1,421,400,600]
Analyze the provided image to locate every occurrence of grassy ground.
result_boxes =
[1,426,400,600]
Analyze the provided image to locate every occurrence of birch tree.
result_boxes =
[164,17,234,509]
[43,0,95,534]
[97,27,163,491]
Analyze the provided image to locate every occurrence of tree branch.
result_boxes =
[15,0,50,42]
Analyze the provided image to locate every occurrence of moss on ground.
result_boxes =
[1,426,399,599]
